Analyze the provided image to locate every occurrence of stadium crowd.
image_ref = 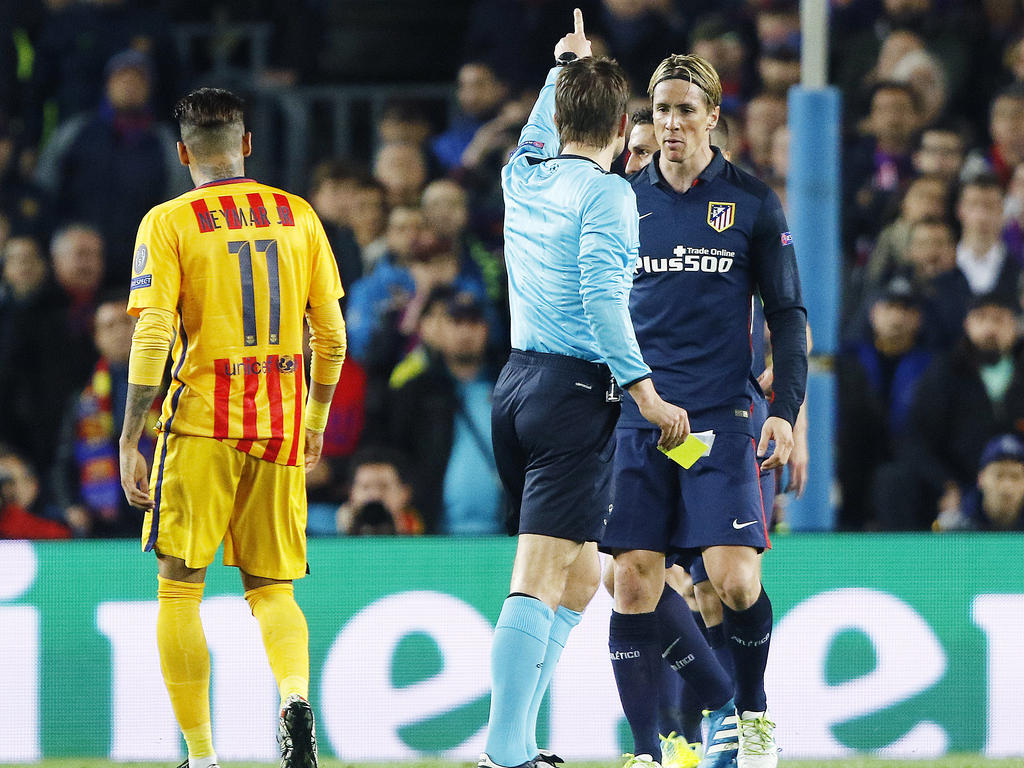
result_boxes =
[1,0,1024,540]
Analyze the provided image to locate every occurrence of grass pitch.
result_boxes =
[0,762,1005,767]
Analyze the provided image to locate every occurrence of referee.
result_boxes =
[480,10,688,768]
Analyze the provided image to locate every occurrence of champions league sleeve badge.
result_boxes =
[133,244,149,275]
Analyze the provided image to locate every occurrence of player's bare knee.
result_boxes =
[694,580,724,625]
[715,572,761,611]
[612,551,663,612]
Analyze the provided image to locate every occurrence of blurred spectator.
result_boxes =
[51,294,156,538]
[50,223,104,361]
[377,99,435,148]
[0,446,70,540]
[874,293,1024,529]
[832,0,975,121]
[911,121,966,182]
[955,175,1021,299]
[303,337,368,506]
[346,205,488,372]
[345,205,425,363]
[599,0,694,90]
[432,62,508,172]
[865,174,949,289]
[962,83,1024,186]
[462,0,603,89]
[420,179,506,333]
[0,225,102,471]
[388,288,503,534]
[890,47,949,125]
[0,119,49,240]
[348,501,398,536]
[335,448,423,535]
[0,235,60,465]
[625,107,657,174]
[349,177,389,272]
[935,434,1024,531]
[34,50,188,273]
[690,15,753,112]
[758,42,801,97]
[739,92,787,179]
[846,82,923,261]
[26,0,179,146]
[838,277,932,528]
[902,216,972,349]
[308,159,366,295]
[457,91,534,243]
[373,142,429,208]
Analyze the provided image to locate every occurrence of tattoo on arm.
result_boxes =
[121,384,161,444]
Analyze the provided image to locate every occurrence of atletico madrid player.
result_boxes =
[118,87,345,768]
[600,54,808,768]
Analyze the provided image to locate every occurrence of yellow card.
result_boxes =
[658,433,711,469]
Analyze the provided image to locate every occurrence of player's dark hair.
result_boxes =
[912,118,967,152]
[173,87,246,157]
[994,81,1024,106]
[870,80,920,113]
[309,158,371,195]
[555,57,630,149]
[631,107,653,126]
[348,446,410,485]
[959,172,1003,200]
[909,215,955,239]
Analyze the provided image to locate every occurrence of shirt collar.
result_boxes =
[645,146,727,190]
[195,176,256,189]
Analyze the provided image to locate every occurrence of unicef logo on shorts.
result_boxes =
[277,355,297,373]
[133,244,148,275]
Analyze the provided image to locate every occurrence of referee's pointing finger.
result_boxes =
[574,8,584,36]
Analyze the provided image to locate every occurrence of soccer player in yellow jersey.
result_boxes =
[117,88,346,768]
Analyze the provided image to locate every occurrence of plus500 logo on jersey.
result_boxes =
[635,245,736,274]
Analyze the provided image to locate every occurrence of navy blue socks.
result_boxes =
[721,586,773,713]
[609,611,663,760]
[655,584,733,711]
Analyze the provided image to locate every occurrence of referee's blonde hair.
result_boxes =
[648,54,722,109]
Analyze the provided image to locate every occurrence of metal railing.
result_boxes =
[171,22,457,192]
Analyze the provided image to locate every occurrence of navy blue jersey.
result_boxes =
[619,149,807,434]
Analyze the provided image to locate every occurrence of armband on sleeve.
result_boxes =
[307,300,347,386]
[128,307,176,386]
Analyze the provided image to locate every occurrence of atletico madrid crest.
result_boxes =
[707,202,735,233]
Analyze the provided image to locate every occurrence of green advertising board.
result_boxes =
[1,534,1022,761]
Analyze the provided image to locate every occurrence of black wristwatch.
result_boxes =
[556,52,578,66]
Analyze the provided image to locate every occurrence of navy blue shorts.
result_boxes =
[690,396,776,585]
[601,427,770,559]
[491,350,620,542]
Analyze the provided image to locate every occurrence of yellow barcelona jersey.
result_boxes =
[128,177,343,466]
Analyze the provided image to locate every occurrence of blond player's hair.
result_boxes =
[648,54,723,109]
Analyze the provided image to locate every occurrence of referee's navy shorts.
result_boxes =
[491,349,621,542]
[601,427,770,563]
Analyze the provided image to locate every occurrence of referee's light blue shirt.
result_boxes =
[501,67,651,388]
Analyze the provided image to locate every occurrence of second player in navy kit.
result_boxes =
[605,55,807,768]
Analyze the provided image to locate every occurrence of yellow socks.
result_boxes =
[156,576,215,760]
[245,583,310,703]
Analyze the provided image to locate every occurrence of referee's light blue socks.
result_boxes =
[524,605,582,758]
[485,595,555,767]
